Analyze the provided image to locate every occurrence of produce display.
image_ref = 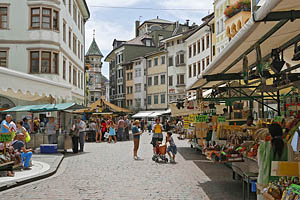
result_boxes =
[264,177,300,200]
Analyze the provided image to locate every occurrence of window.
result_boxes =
[78,71,80,88]
[78,13,80,29]
[206,35,210,49]
[193,43,196,56]
[69,63,72,83]
[41,52,51,73]
[0,7,8,29]
[0,50,8,67]
[148,77,152,86]
[213,45,216,56]
[161,75,165,85]
[154,76,159,85]
[135,84,141,92]
[63,58,66,80]
[29,51,58,74]
[188,65,192,78]
[68,0,72,14]
[147,59,152,68]
[53,10,59,31]
[81,73,83,89]
[147,96,152,105]
[154,57,158,66]
[197,40,200,54]
[202,59,205,71]
[135,98,141,107]
[73,68,77,86]
[63,0,66,6]
[161,94,165,104]
[42,8,51,29]
[63,21,66,42]
[161,56,165,65]
[69,28,72,48]
[202,37,205,51]
[198,62,201,75]
[193,63,197,77]
[127,72,132,80]
[206,56,210,66]
[176,53,185,65]
[73,2,77,24]
[188,46,192,58]
[52,52,58,74]
[31,8,40,28]
[154,95,158,104]
[168,76,173,86]
[171,41,174,46]
[81,45,84,61]
[78,42,80,59]
[168,56,173,67]
[177,74,184,85]
[73,34,77,54]
[135,68,141,77]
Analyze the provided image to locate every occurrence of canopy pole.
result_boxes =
[261,92,265,118]
[277,90,281,116]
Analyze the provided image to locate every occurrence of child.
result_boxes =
[166,132,177,163]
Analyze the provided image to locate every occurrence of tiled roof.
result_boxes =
[86,38,103,57]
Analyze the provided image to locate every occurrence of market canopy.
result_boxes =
[132,110,169,118]
[2,103,85,113]
[189,0,300,90]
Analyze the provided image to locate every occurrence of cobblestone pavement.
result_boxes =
[0,133,212,200]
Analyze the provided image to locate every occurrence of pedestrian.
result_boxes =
[78,117,86,152]
[148,120,152,134]
[132,120,142,160]
[124,116,130,141]
[108,120,117,143]
[22,117,31,133]
[12,133,32,170]
[151,118,163,155]
[141,119,145,133]
[45,117,57,144]
[117,117,125,141]
[1,114,11,134]
[257,123,294,200]
[166,132,177,163]
[33,117,40,133]
[101,119,107,142]
[95,117,102,143]
[71,117,80,153]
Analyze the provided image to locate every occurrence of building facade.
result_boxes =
[0,0,90,106]
[215,0,230,55]
[125,62,134,109]
[85,36,104,105]
[145,50,168,110]
[132,57,147,111]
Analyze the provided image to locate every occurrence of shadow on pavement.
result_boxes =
[177,147,207,160]
[63,151,90,158]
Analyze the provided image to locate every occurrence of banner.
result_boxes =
[195,115,208,123]
[0,133,12,142]
[217,116,226,123]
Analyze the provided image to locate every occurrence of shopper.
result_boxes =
[101,119,107,142]
[166,132,177,163]
[95,118,102,143]
[132,120,142,160]
[33,117,40,133]
[22,118,31,133]
[78,117,86,152]
[71,117,80,153]
[124,116,130,141]
[1,114,11,134]
[257,123,294,200]
[46,117,57,144]
[140,119,145,133]
[151,118,163,154]
[12,133,32,170]
[108,120,117,143]
[117,117,125,141]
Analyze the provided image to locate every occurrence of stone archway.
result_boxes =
[0,96,16,121]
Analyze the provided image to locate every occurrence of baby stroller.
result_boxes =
[152,141,168,163]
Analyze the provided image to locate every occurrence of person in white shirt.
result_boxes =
[78,118,86,152]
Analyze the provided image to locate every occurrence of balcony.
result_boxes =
[225,0,251,40]
[176,83,186,87]
[88,68,101,73]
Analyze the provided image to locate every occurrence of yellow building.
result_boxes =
[225,0,251,40]
[125,62,134,109]
[145,50,168,110]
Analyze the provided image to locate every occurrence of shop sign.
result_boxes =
[183,116,190,129]
[195,115,208,123]
[217,116,226,122]
[0,133,11,142]
[188,114,195,123]
[274,116,283,122]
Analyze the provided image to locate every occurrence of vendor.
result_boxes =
[257,123,294,200]
[241,116,256,132]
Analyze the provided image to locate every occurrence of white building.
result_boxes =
[0,0,90,108]
[132,57,147,110]
[185,15,213,90]
[215,0,230,55]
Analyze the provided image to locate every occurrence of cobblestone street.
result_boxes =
[0,133,212,200]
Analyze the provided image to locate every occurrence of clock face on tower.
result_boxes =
[0,97,15,110]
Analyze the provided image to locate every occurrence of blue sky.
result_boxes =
[85,0,214,78]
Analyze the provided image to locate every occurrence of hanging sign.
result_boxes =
[189,114,195,123]
[274,116,283,123]
[195,115,208,123]
[183,116,190,129]
[217,116,226,123]
[0,133,12,142]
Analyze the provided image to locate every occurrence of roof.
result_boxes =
[86,38,103,57]
[145,18,173,24]
[3,103,85,112]
[75,99,133,113]
[125,34,152,45]
[184,17,213,41]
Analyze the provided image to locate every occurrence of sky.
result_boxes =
[84,0,214,78]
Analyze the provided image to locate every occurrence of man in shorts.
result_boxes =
[151,118,163,154]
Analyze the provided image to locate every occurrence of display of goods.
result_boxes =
[265,177,300,200]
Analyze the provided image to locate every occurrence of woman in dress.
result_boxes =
[108,120,117,143]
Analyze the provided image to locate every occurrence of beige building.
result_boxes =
[145,50,168,110]
[125,62,134,109]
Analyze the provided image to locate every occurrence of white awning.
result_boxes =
[147,110,166,117]
[189,0,300,90]
[132,111,154,118]
[0,67,72,101]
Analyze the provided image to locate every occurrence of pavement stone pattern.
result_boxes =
[0,132,215,200]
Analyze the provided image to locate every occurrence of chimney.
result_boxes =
[186,19,190,26]
[135,20,140,37]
